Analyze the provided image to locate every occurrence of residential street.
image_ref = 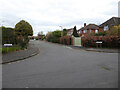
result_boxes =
[2,40,118,88]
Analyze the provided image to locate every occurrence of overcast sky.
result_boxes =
[0,0,119,35]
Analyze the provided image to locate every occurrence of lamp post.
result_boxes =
[59,26,63,37]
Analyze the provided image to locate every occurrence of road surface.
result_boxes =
[2,40,118,88]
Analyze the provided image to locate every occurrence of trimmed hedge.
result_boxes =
[82,36,120,48]
[60,36,72,45]
[2,46,24,54]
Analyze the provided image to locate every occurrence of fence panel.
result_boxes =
[73,37,81,46]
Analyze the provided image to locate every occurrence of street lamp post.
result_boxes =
[59,26,63,37]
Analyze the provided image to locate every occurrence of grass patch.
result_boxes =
[102,66,111,71]
[2,46,24,54]
[0,48,2,52]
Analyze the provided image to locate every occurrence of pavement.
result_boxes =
[2,40,118,88]
[2,41,40,64]
[70,46,120,53]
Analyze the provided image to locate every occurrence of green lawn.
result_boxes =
[0,48,2,52]
[2,46,24,54]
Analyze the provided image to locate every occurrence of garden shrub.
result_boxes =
[82,36,120,48]
[60,36,72,45]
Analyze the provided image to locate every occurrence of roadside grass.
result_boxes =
[102,66,111,71]
[0,48,2,52]
[2,46,24,54]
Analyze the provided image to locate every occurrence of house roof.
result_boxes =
[99,17,120,27]
[66,28,73,32]
[78,24,99,31]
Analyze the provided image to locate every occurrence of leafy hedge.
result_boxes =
[94,32,107,36]
[60,36,72,45]
[2,46,24,54]
[46,31,61,43]
[2,27,15,45]
[82,36,120,48]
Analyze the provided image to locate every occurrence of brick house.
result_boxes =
[78,23,99,37]
[66,28,74,36]
[99,17,120,32]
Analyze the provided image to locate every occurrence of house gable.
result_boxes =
[99,17,120,28]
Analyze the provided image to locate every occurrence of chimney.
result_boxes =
[84,23,86,27]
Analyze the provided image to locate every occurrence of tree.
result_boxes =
[72,26,79,37]
[38,31,43,36]
[38,31,45,40]
[52,30,61,38]
[2,26,15,44]
[46,30,62,43]
[15,20,33,36]
[52,30,61,43]
[63,29,67,36]
[15,20,33,48]
[46,32,53,42]
[106,25,120,36]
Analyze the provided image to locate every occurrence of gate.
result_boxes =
[73,37,81,46]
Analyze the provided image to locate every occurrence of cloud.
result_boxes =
[0,0,119,35]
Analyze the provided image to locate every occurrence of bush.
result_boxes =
[94,32,107,36]
[106,27,120,36]
[2,46,23,54]
[16,36,27,48]
[20,42,27,48]
[60,36,72,45]
[2,26,15,45]
[46,30,62,43]
[72,26,79,37]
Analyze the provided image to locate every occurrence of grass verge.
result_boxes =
[2,46,24,54]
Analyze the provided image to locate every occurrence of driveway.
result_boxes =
[2,40,118,88]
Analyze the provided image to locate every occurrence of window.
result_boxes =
[95,29,98,33]
[83,30,87,33]
[79,30,82,34]
[104,26,108,31]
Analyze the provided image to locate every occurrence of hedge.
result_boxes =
[60,36,72,45]
[82,36,120,48]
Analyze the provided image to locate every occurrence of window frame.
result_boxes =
[95,29,98,33]
[83,30,87,33]
[104,26,109,31]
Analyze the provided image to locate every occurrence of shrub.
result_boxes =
[94,32,107,36]
[2,26,15,45]
[16,36,27,48]
[106,26,120,36]
[72,26,79,37]
[82,36,120,48]
[46,31,62,43]
[2,46,23,54]
[60,36,72,45]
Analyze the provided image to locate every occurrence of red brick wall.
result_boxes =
[99,27,104,32]
[79,29,97,36]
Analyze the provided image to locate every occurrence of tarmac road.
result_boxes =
[2,40,118,88]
